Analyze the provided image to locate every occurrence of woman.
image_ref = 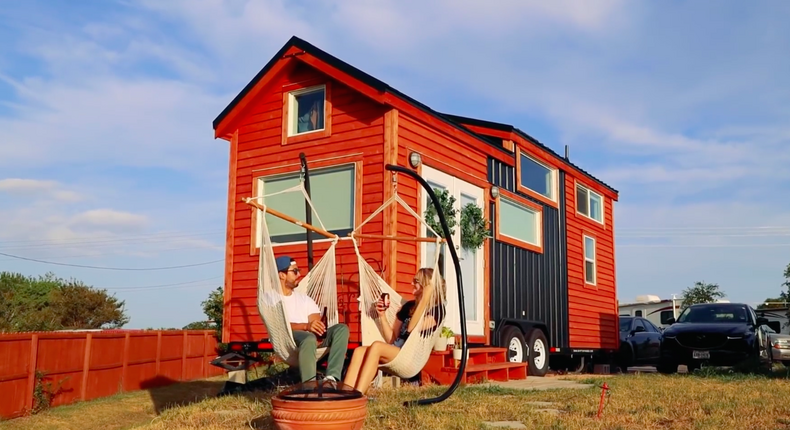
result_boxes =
[342,267,446,394]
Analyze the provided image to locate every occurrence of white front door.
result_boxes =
[420,165,485,338]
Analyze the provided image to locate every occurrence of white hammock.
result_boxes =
[247,182,340,368]
[352,190,447,379]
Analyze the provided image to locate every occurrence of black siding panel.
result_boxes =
[487,157,569,348]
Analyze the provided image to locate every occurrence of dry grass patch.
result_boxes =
[137,371,790,429]
[5,370,790,430]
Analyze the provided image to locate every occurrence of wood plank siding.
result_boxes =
[564,171,618,350]
[225,62,387,344]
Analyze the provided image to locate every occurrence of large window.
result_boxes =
[288,85,326,136]
[576,184,603,224]
[583,235,596,285]
[496,195,542,252]
[257,164,355,245]
[518,151,557,204]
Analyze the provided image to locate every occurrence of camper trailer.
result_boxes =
[619,295,682,329]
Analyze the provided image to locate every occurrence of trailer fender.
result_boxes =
[495,319,550,377]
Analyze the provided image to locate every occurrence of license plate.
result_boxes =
[692,350,710,359]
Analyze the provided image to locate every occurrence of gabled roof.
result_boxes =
[213,36,617,196]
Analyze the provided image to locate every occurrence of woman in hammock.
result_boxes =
[343,267,446,394]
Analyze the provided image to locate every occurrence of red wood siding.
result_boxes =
[396,112,491,342]
[565,174,618,350]
[226,62,386,344]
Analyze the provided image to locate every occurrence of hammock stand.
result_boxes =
[242,164,466,408]
[380,164,467,407]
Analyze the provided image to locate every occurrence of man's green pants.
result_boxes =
[292,323,350,382]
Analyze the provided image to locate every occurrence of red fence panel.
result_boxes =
[0,330,226,420]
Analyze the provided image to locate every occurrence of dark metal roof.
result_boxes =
[441,114,618,195]
[213,35,617,195]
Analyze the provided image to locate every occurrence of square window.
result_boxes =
[289,86,325,136]
[576,184,603,223]
[497,195,542,251]
[518,151,557,203]
[256,164,355,245]
[583,235,596,285]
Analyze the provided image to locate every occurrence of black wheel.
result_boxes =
[618,344,634,372]
[782,360,790,368]
[526,329,549,377]
[657,362,678,374]
[499,325,527,364]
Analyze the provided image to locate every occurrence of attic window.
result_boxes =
[289,85,325,136]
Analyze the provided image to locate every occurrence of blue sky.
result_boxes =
[1,0,789,329]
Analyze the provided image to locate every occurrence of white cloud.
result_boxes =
[1,0,788,327]
[0,178,85,202]
[69,209,148,231]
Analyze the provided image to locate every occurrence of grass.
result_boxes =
[5,367,790,430]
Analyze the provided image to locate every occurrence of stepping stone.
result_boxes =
[536,409,563,415]
[525,401,555,407]
[482,421,527,429]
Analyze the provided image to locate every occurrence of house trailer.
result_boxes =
[214,36,620,381]
[619,295,682,329]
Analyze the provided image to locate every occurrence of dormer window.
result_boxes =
[289,85,325,136]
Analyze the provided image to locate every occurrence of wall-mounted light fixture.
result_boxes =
[409,151,422,168]
[490,186,500,199]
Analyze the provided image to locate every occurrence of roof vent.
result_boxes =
[635,294,661,303]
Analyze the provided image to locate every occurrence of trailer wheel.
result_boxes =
[500,326,527,363]
[526,329,549,376]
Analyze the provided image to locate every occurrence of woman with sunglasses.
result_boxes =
[342,267,446,395]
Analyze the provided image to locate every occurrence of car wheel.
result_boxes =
[657,362,677,374]
[618,344,634,371]
[526,329,549,377]
[782,360,790,368]
[500,326,527,364]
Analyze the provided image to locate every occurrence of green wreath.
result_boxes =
[424,188,457,239]
[423,188,489,250]
[460,203,489,250]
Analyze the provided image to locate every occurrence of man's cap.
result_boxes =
[275,256,296,272]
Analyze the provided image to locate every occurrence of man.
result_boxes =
[275,255,349,383]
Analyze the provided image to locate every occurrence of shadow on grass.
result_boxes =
[140,376,227,415]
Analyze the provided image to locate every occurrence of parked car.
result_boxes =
[658,302,771,374]
[618,316,662,370]
[763,325,790,366]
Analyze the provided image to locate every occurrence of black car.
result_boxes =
[618,316,662,370]
[658,302,771,373]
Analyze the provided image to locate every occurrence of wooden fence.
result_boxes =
[0,330,226,420]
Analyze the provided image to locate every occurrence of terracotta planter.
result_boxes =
[271,393,368,430]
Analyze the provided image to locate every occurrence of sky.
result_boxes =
[1,0,789,329]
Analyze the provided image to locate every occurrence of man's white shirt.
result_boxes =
[263,290,320,325]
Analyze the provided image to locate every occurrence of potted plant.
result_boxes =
[434,326,454,351]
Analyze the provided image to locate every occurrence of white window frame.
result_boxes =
[255,163,356,247]
[498,195,542,249]
[287,84,326,137]
[517,150,558,203]
[583,235,597,285]
[576,183,604,224]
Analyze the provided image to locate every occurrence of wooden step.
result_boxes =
[420,347,528,386]
[441,362,528,383]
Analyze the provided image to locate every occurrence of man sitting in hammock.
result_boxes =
[274,256,349,383]
[343,267,446,394]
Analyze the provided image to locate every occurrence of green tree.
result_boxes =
[758,297,788,309]
[0,271,129,332]
[183,286,223,340]
[679,281,725,310]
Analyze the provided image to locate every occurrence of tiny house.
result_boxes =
[214,36,620,380]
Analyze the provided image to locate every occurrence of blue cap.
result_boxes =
[275,256,295,272]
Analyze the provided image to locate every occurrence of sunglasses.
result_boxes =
[283,268,300,274]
